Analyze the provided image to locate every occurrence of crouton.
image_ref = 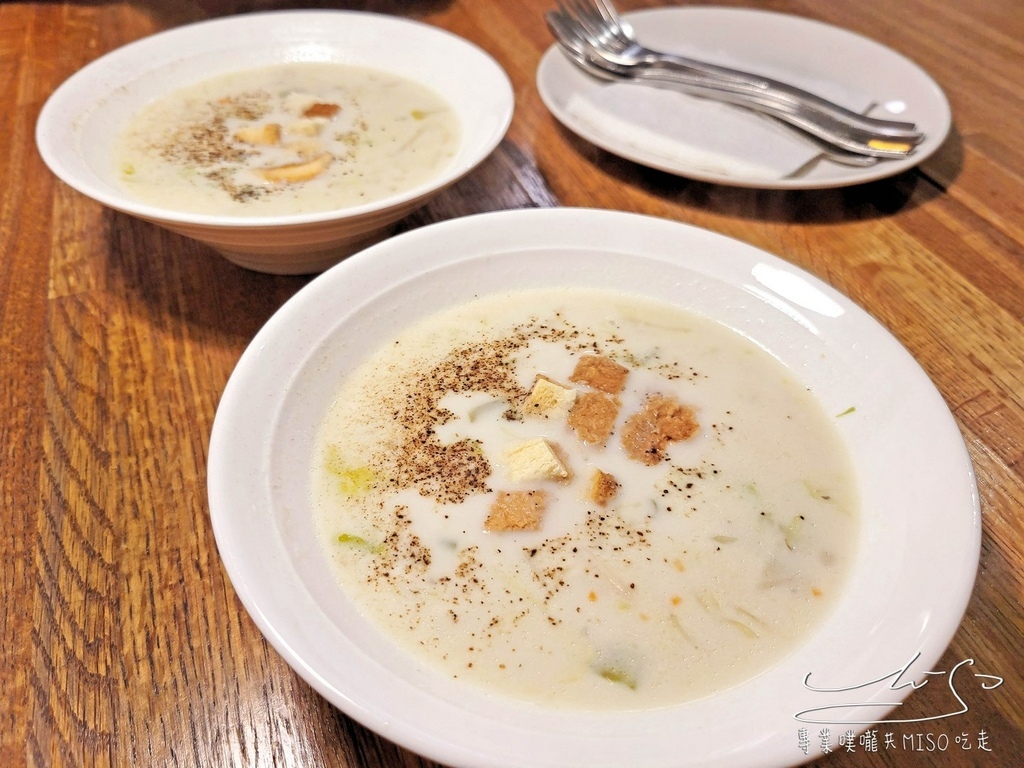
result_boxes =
[567,391,621,445]
[303,102,341,119]
[233,122,281,146]
[622,394,699,465]
[587,469,619,507]
[484,490,548,531]
[258,153,333,183]
[569,354,629,394]
[523,375,576,417]
[503,438,570,482]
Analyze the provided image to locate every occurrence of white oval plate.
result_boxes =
[537,7,951,189]
[208,208,979,768]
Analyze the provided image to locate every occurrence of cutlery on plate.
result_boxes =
[547,0,925,159]
[553,42,880,169]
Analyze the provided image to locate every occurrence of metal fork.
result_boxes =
[546,8,917,158]
[549,19,882,165]
[547,8,911,159]
[553,0,925,153]
[550,35,880,168]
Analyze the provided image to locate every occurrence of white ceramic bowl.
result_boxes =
[208,208,980,768]
[35,11,514,274]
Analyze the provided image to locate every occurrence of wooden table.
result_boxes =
[3,0,1022,765]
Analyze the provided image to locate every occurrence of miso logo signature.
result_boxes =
[796,652,1003,724]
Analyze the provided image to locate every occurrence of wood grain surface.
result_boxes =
[2,1,1022,766]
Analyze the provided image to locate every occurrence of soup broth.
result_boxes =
[116,62,459,215]
[311,288,859,709]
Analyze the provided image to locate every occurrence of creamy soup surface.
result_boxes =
[311,288,859,710]
[116,62,459,215]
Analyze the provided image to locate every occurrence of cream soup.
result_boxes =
[116,62,459,215]
[311,288,859,710]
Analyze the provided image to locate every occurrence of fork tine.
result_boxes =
[548,8,592,50]
[559,0,609,46]
[560,0,632,54]
[545,10,584,55]
[560,0,595,25]
[591,0,632,41]
[547,14,625,83]
[548,5,638,85]
[547,8,606,64]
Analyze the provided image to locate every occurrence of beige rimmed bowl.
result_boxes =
[36,11,514,274]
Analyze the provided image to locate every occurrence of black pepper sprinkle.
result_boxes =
[150,91,285,203]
